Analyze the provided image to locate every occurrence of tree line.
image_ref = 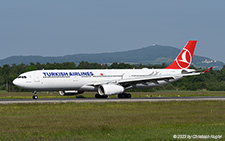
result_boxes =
[0,61,224,92]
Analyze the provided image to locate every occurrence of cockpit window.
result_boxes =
[17,76,27,79]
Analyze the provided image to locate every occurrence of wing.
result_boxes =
[117,75,177,85]
[90,74,182,88]
[86,67,212,87]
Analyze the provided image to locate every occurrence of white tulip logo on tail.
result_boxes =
[176,49,192,69]
[165,40,196,69]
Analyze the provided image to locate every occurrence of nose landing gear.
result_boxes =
[32,91,38,100]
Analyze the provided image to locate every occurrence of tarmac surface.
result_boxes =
[0,96,225,104]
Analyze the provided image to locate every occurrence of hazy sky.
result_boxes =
[1,1,225,62]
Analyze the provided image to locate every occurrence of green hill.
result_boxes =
[0,45,223,69]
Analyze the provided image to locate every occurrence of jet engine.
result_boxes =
[98,84,124,96]
[59,90,84,96]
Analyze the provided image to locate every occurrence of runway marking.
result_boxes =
[0,97,225,104]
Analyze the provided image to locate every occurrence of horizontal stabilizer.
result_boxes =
[202,67,213,74]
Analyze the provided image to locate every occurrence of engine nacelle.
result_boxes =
[98,84,124,96]
[59,90,84,96]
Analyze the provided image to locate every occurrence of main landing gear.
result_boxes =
[95,93,132,99]
[95,94,108,98]
[118,93,132,98]
[32,91,38,100]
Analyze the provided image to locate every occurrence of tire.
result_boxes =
[33,95,38,100]
[95,94,101,98]
[127,93,131,98]
[95,94,108,99]
[118,93,131,99]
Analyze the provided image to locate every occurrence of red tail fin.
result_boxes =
[165,40,197,69]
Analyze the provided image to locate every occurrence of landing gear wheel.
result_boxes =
[95,94,108,99]
[32,91,38,100]
[127,93,131,98]
[118,93,132,98]
[33,95,38,100]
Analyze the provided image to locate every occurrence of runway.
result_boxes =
[0,96,225,104]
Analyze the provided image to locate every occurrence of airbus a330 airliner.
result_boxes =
[13,40,212,99]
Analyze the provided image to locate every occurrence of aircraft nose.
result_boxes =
[13,79,20,87]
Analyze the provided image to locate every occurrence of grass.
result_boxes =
[1,91,225,99]
[0,101,224,140]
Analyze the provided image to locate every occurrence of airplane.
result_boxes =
[12,40,212,99]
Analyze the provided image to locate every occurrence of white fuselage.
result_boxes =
[13,68,184,92]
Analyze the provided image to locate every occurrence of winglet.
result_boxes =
[202,67,213,74]
[165,40,197,69]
